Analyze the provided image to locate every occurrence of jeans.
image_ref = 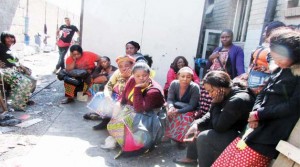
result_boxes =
[186,129,238,167]
[56,46,69,70]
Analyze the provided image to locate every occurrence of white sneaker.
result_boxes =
[100,136,117,150]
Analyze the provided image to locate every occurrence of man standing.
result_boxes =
[54,17,80,73]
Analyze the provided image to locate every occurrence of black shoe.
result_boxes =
[93,119,110,130]
[83,112,101,120]
[176,142,187,150]
[173,158,198,166]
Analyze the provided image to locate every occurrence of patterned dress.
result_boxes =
[165,80,200,142]
[2,68,32,110]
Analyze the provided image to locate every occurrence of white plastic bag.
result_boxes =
[87,92,114,117]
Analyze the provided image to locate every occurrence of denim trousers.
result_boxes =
[56,46,70,70]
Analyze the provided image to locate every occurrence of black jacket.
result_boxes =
[0,43,16,68]
[246,64,300,158]
[195,88,255,133]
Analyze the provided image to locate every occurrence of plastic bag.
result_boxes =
[87,92,114,117]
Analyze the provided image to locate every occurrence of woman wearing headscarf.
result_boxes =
[105,62,165,156]
[90,55,135,130]
[164,56,200,96]
[165,67,200,148]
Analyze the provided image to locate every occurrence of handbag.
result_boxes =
[57,69,68,80]
[248,49,270,88]
[87,92,114,117]
[63,76,82,86]
[68,69,88,78]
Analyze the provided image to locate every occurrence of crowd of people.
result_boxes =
[1,19,300,167]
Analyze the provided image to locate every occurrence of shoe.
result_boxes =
[83,112,102,120]
[0,118,22,126]
[93,119,109,130]
[100,136,117,150]
[173,158,198,166]
[61,98,74,104]
[176,142,187,150]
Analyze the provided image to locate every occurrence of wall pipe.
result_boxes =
[259,0,278,45]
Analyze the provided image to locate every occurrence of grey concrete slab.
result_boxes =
[5,100,187,167]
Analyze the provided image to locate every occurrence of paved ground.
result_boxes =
[0,52,188,167]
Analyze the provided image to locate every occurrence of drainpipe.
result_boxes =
[79,0,84,45]
[24,0,29,45]
[259,0,278,45]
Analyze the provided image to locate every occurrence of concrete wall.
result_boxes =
[275,0,300,26]
[0,0,79,49]
[204,0,238,30]
[82,0,205,85]
[0,0,25,43]
[243,0,268,69]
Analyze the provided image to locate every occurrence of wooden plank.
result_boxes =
[276,141,300,164]
[272,154,294,167]
[15,118,43,128]
[288,119,300,146]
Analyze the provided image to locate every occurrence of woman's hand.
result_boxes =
[121,68,132,78]
[212,88,225,103]
[248,111,258,122]
[248,111,259,129]
[209,51,220,62]
[135,79,151,88]
[0,60,6,68]
[248,121,259,129]
[183,123,199,142]
[167,107,178,117]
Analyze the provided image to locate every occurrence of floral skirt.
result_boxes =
[165,112,194,142]
[212,137,271,167]
[107,105,136,147]
[107,105,161,152]
[64,82,89,98]
[2,68,32,110]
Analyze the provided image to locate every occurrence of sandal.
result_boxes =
[173,158,198,166]
[83,112,101,120]
[61,98,74,104]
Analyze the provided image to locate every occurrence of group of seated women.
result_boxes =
[58,27,300,167]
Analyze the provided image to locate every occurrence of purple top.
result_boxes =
[210,44,245,78]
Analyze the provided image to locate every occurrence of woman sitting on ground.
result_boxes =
[105,62,165,156]
[125,41,143,59]
[173,71,255,167]
[212,28,300,167]
[165,67,200,149]
[89,56,117,95]
[0,31,33,111]
[88,55,135,130]
[61,45,101,104]
[164,56,200,97]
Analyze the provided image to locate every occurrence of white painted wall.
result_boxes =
[82,0,205,85]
